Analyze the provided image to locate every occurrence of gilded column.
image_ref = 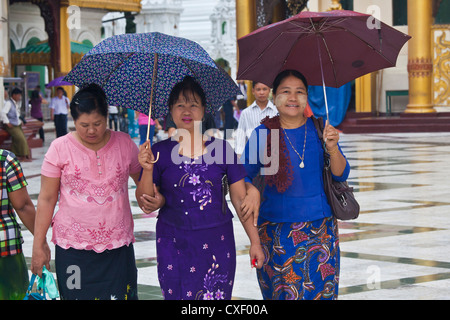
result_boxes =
[236,0,256,105]
[58,2,73,97]
[355,73,376,113]
[328,0,375,113]
[405,0,435,113]
[0,0,10,114]
[0,0,10,78]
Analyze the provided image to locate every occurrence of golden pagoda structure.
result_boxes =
[1,0,141,99]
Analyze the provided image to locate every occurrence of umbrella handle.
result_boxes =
[144,143,160,163]
[152,151,160,163]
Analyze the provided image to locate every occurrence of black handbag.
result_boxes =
[312,117,359,220]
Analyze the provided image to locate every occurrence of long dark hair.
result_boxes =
[30,90,40,100]
[258,69,310,193]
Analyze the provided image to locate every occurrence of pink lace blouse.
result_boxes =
[41,131,141,252]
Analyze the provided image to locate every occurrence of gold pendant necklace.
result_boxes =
[282,122,307,169]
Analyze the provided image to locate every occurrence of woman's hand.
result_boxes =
[240,182,260,226]
[249,243,265,270]
[31,241,51,277]
[140,184,165,214]
[138,140,156,171]
[323,121,347,176]
[323,122,340,153]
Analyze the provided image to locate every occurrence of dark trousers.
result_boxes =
[34,117,45,142]
[109,113,118,131]
[54,114,68,138]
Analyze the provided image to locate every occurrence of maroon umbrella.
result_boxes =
[237,10,411,120]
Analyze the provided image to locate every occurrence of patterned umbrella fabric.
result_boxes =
[64,32,240,118]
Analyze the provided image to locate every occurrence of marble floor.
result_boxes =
[16,130,450,300]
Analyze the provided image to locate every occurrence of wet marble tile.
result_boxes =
[339,256,450,290]
[13,132,450,300]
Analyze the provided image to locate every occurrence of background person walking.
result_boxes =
[235,82,277,157]
[29,87,47,143]
[1,88,30,161]
[49,87,70,138]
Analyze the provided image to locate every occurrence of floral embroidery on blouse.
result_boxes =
[88,221,120,245]
[54,217,126,246]
[178,162,214,211]
[63,163,128,206]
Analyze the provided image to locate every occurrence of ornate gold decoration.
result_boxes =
[63,0,141,12]
[432,25,450,107]
[405,0,435,113]
[0,56,9,77]
[11,51,85,69]
[287,0,308,15]
[327,0,342,11]
[407,57,433,78]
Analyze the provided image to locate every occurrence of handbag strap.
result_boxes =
[40,272,47,297]
[25,272,47,297]
[311,116,325,147]
[26,274,37,294]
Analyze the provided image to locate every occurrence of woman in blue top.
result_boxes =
[241,70,350,300]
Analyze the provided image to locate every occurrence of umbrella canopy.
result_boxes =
[46,76,72,88]
[64,32,240,118]
[237,10,411,88]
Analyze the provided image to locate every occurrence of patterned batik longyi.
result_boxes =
[257,216,340,300]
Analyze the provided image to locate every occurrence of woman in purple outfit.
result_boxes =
[29,88,47,142]
[136,76,264,300]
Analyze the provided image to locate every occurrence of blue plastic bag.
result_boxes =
[23,266,59,300]
[37,266,59,299]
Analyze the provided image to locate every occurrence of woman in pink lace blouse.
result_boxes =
[31,84,142,300]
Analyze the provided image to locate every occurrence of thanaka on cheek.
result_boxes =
[274,93,307,111]
[274,94,287,108]
[297,94,307,110]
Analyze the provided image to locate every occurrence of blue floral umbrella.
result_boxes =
[64,32,240,129]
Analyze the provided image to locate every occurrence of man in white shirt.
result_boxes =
[1,88,30,160]
[235,82,278,156]
[49,87,70,137]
